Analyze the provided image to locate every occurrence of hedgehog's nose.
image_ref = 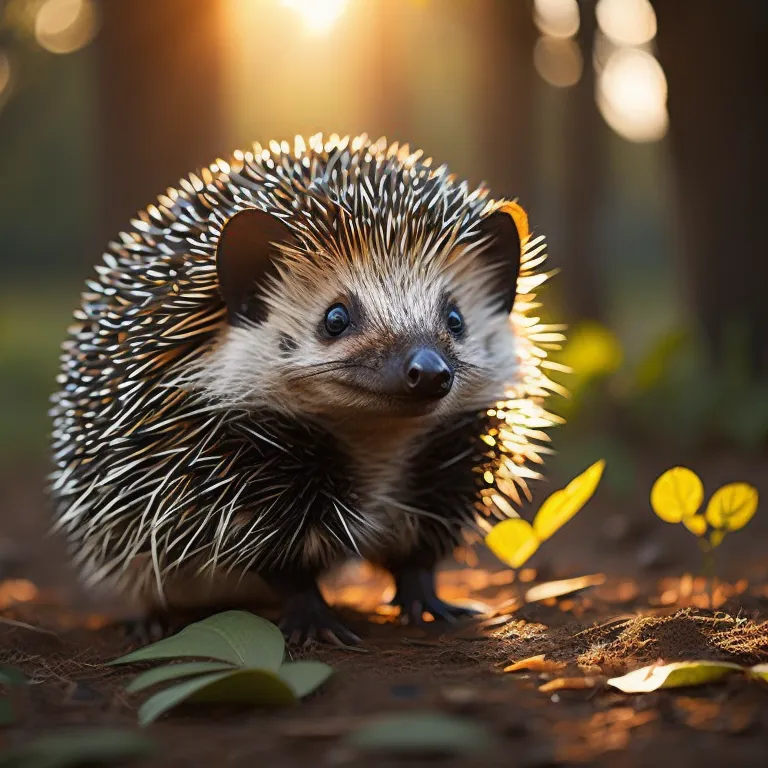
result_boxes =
[403,348,454,399]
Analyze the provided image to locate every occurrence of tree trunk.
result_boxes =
[653,0,768,374]
[95,0,227,244]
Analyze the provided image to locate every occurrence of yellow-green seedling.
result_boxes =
[109,611,332,726]
[650,467,758,551]
[650,467,759,603]
[485,460,605,569]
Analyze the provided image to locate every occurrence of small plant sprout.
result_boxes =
[650,467,759,604]
[485,460,605,569]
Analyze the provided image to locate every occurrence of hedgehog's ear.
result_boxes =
[476,203,528,315]
[215,208,297,325]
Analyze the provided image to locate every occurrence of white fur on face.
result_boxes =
[194,243,519,428]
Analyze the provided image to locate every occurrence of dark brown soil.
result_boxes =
[2,453,768,766]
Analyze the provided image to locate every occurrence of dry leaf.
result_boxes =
[503,655,566,674]
[607,661,743,693]
[525,573,606,603]
[650,467,704,524]
[533,460,605,541]
[539,676,599,693]
[704,483,759,532]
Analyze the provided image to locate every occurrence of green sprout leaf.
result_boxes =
[0,728,154,768]
[344,711,493,756]
[607,661,743,693]
[650,467,704,525]
[704,482,759,532]
[110,611,285,670]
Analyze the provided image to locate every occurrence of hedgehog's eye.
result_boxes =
[446,305,465,336]
[324,303,350,336]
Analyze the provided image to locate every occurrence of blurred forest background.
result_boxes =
[1,0,767,584]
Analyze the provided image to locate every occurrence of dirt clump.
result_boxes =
[578,609,768,673]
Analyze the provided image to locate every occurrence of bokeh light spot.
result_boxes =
[282,0,348,34]
[598,47,668,142]
[534,36,583,88]
[596,0,657,47]
[34,0,98,55]
[534,0,580,39]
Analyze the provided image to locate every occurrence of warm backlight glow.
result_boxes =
[34,0,97,54]
[596,0,657,47]
[533,0,580,40]
[0,50,11,107]
[534,36,582,88]
[282,0,348,34]
[597,47,668,142]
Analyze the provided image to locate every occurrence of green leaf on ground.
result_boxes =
[126,661,235,694]
[138,669,299,726]
[607,661,743,693]
[0,728,154,768]
[747,664,768,682]
[0,666,26,687]
[110,611,285,670]
[113,612,333,725]
[278,661,334,698]
[344,711,492,756]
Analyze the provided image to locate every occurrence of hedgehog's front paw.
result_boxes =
[121,613,171,647]
[391,567,482,626]
[278,585,361,647]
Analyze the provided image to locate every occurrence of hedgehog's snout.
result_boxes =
[403,348,454,400]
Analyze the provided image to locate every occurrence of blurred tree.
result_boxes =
[653,0,768,376]
[477,0,538,206]
[560,0,606,324]
[96,0,227,245]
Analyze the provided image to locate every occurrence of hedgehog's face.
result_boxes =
[206,207,523,424]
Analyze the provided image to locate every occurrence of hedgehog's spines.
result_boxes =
[50,133,564,602]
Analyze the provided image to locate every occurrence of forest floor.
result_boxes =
[2,451,768,767]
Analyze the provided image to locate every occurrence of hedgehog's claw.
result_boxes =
[391,567,482,626]
[121,614,170,647]
[278,585,361,647]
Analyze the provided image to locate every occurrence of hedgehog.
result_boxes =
[49,133,565,645]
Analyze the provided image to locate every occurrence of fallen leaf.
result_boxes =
[748,664,768,682]
[110,611,285,670]
[344,711,492,756]
[674,696,754,733]
[525,573,606,603]
[607,661,743,693]
[485,518,539,569]
[504,655,566,674]
[0,728,154,767]
[539,676,599,693]
[650,467,704,524]
[533,460,605,541]
[704,483,759,532]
